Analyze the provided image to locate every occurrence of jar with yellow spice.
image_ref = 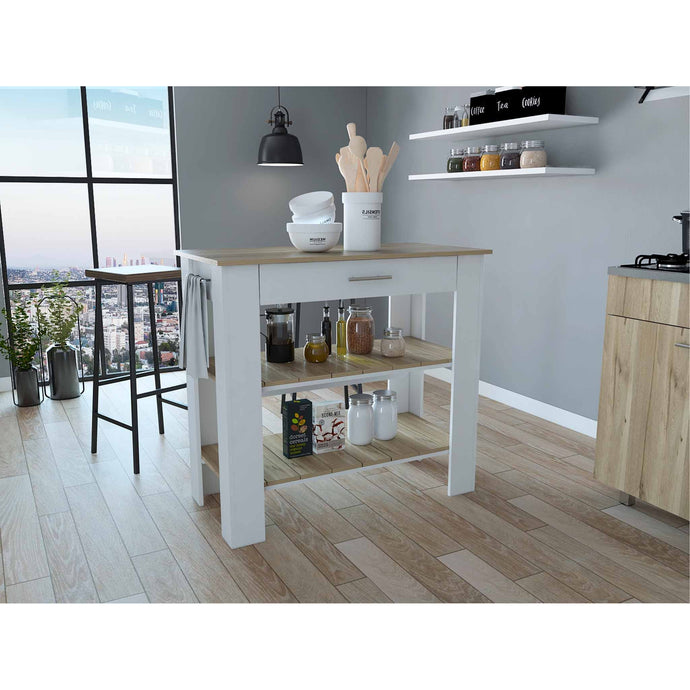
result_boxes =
[480,144,500,171]
[304,333,329,363]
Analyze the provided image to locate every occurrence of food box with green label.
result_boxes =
[282,398,313,459]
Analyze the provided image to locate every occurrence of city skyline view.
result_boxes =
[1,86,180,378]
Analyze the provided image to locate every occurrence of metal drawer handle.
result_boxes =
[348,275,393,282]
[675,343,690,349]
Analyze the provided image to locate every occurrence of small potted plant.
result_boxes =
[0,298,43,407]
[40,276,83,400]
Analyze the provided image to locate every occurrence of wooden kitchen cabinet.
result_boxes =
[595,275,690,519]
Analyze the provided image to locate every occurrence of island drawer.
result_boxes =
[606,275,689,328]
[259,256,458,304]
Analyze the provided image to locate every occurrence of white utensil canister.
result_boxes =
[342,192,382,251]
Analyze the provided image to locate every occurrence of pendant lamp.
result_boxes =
[257,87,303,166]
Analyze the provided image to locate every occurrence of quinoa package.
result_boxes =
[312,400,347,454]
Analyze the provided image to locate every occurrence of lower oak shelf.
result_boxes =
[200,412,449,488]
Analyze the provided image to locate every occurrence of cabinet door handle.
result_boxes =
[348,275,393,282]
[675,343,690,349]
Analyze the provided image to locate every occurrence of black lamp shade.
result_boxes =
[257,131,303,166]
[257,106,303,166]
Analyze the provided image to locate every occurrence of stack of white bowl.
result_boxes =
[286,191,342,252]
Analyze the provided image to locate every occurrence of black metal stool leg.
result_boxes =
[91,281,103,453]
[127,284,140,474]
[147,282,165,435]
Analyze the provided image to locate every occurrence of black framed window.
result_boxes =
[0,86,181,378]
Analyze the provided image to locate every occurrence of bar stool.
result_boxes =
[86,265,187,474]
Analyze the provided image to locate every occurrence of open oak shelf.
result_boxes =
[208,337,452,392]
[201,412,449,487]
[409,167,595,181]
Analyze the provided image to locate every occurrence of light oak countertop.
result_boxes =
[176,242,492,267]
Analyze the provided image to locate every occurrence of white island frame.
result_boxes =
[177,243,490,548]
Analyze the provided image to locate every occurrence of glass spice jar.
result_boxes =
[346,305,375,355]
[380,327,405,358]
[463,146,482,172]
[480,144,501,171]
[443,107,455,130]
[446,147,464,173]
[304,333,329,363]
[520,140,547,168]
[461,104,470,127]
[500,142,521,169]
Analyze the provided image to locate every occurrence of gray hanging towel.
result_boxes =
[180,274,209,379]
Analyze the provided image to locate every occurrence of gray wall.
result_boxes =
[173,86,386,342]
[367,87,689,419]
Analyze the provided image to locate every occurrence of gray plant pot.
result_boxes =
[47,344,81,400]
[14,366,41,407]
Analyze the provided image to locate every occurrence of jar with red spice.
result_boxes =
[463,146,482,172]
[346,305,375,355]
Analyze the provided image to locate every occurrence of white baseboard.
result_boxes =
[426,368,597,438]
[0,376,11,393]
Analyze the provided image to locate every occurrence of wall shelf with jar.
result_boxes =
[409,113,599,143]
[409,167,595,181]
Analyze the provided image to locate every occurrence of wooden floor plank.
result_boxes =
[90,461,166,557]
[255,525,345,603]
[23,439,69,516]
[335,472,462,557]
[603,504,690,554]
[6,577,55,603]
[530,526,683,603]
[131,549,198,603]
[44,420,94,488]
[516,572,589,603]
[66,482,143,602]
[339,504,489,603]
[143,492,246,603]
[511,495,689,601]
[307,476,361,510]
[264,491,363,586]
[0,474,50,585]
[631,501,688,529]
[335,537,439,603]
[386,460,444,490]
[0,416,27,479]
[368,470,540,580]
[337,577,393,603]
[40,511,98,603]
[191,509,296,603]
[426,489,629,603]
[439,550,539,603]
[276,483,361,544]
[16,405,46,443]
[500,469,689,576]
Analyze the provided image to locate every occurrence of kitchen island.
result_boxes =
[177,243,492,548]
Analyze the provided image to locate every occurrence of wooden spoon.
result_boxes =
[347,133,368,190]
[346,122,357,142]
[364,147,384,193]
[377,141,399,190]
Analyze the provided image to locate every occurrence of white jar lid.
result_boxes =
[289,191,334,216]
[373,389,397,401]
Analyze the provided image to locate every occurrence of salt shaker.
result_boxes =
[348,394,374,445]
[372,389,398,440]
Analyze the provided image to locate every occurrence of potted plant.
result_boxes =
[0,298,43,406]
[40,276,83,400]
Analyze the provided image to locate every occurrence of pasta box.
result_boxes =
[282,398,313,459]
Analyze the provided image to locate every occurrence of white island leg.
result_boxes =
[448,255,484,496]
[213,264,265,547]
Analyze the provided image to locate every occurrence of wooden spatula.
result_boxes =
[364,147,384,193]
[337,147,358,192]
[377,141,399,190]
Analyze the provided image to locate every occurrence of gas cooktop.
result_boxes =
[620,253,689,273]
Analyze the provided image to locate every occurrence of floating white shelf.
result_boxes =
[409,114,599,143]
[643,87,690,102]
[409,167,596,181]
